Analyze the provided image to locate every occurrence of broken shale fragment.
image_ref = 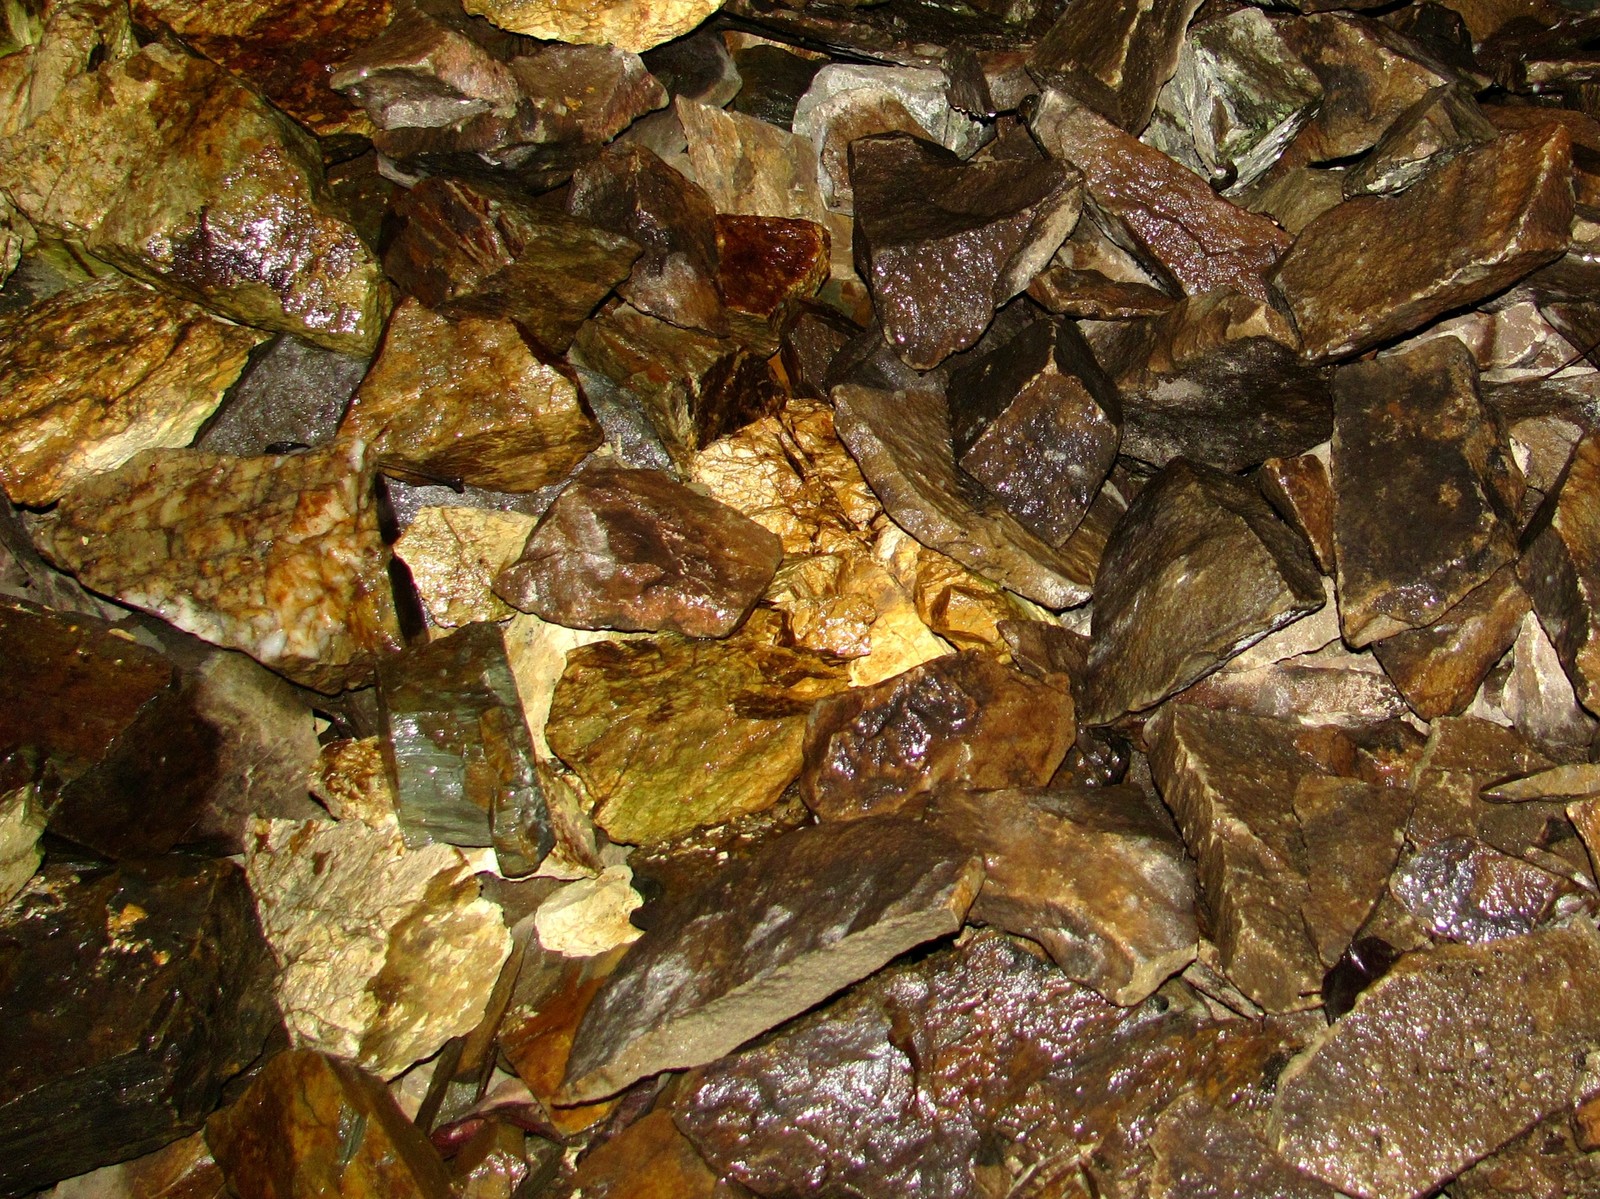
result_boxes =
[1520,429,1600,715]
[1028,0,1202,134]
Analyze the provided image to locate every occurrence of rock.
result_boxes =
[546,613,850,845]
[460,0,724,54]
[1026,264,1176,319]
[1183,641,1413,728]
[1240,161,1348,236]
[792,64,988,214]
[1095,291,1333,472]
[1520,429,1600,716]
[1083,459,1325,724]
[1331,338,1522,647]
[731,41,823,127]
[206,1050,451,1199]
[643,30,738,106]
[1027,0,1203,134]
[312,737,399,831]
[0,277,262,506]
[196,335,369,457]
[341,301,600,494]
[1258,448,1335,572]
[1371,565,1531,719]
[1148,1095,1347,1199]
[831,384,1094,607]
[48,1130,222,1199]
[0,859,277,1196]
[1342,82,1497,198]
[561,817,981,1102]
[0,44,389,353]
[924,784,1196,1003]
[1030,91,1293,305]
[1485,611,1600,753]
[385,176,639,357]
[1391,836,1578,943]
[37,442,403,693]
[1489,762,1600,802]
[676,97,827,222]
[0,784,41,908]
[715,213,830,356]
[560,1110,718,1197]
[1272,124,1574,362]
[243,817,512,1078]
[394,507,537,628]
[532,864,642,958]
[946,318,1121,546]
[908,543,1040,652]
[849,132,1080,370]
[1452,1108,1600,1199]
[801,650,1075,821]
[1271,923,1600,1199]
[1405,716,1564,859]
[494,465,781,639]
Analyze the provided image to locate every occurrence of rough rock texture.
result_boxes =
[1342,83,1497,198]
[1028,0,1202,133]
[1520,429,1600,715]
[1273,124,1575,362]
[1258,450,1335,572]
[1391,836,1576,944]
[1149,1095,1347,1199]
[242,817,511,1079]
[716,213,830,356]
[532,864,642,958]
[460,0,724,54]
[801,651,1075,822]
[561,817,982,1102]
[393,506,536,627]
[1271,923,1600,1199]
[849,132,1081,369]
[831,384,1094,607]
[1490,608,1600,754]
[1083,460,1325,723]
[37,442,402,693]
[925,784,1196,1004]
[340,300,601,493]
[546,613,850,845]
[0,278,263,506]
[196,335,368,458]
[493,465,782,638]
[0,44,389,353]
[0,786,41,909]
[1331,339,1521,647]
[0,860,277,1196]
[677,96,827,222]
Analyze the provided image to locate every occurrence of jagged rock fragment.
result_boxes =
[1406,716,1564,858]
[1486,613,1600,752]
[1520,429,1600,715]
[1027,264,1176,319]
[716,213,830,356]
[1452,1109,1600,1199]
[49,1130,222,1199]
[394,507,536,627]
[1184,641,1412,728]
[677,96,827,222]
[0,783,41,907]
[1027,0,1203,134]
[1392,836,1576,943]
[561,817,981,1101]
[1149,1095,1347,1199]
[460,0,724,54]
[1343,82,1497,198]
[312,737,398,831]
[730,41,822,126]
[1258,449,1335,572]
[196,335,368,457]
[563,1110,719,1198]
[533,864,642,958]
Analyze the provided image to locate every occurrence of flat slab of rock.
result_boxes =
[1520,429,1600,715]
[1150,1095,1347,1199]
[0,278,263,506]
[1083,459,1325,723]
[1273,124,1575,362]
[37,442,402,693]
[1271,923,1600,1199]
[1028,0,1202,133]
[1331,338,1521,647]
[831,384,1094,607]
[1391,835,1576,943]
[493,465,782,638]
[560,817,982,1102]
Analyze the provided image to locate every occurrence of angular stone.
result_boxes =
[1392,836,1576,943]
[730,41,823,126]
[0,45,389,353]
[1095,292,1332,472]
[0,277,262,506]
[1273,125,1574,362]
[37,442,402,693]
[1294,774,1410,966]
[0,859,277,1196]
[312,737,398,831]
[1485,611,1600,753]
[207,1050,451,1199]
[1489,762,1600,803]
[1083,460,1324,723]
[196,335,368,457]
[801,650,1075,822]
[1520,429,1600,715]
[831,384,1094,607]
[1030,91,1293,304]
[461,0,723,54]
[1240,161,1348,236]
[0,783,40,908]
[925,784,1196,1003]
[1452,1108,1600,1199]
[716,213,830,356]
[533,864,642,958]
[1405,716,1563,857]
[243,817,512,1078]
[1183,641,1413,728]
[563,1109,718,1199]
[909,544,1038,652]
[385,177,639,356]
[1271,923,1600,1199]
[1258,449,1335,572]
[1026,264,1176,319]
[562,817,981,1101]
[546,614,850,845]
[1331,338,1521,646]
[946,318,1121,547]
[394,507,536,628]
[494,465,781,639]
[49,1130,223,1199]
[1343,82,1497,198]
[677,97,827,222]
[850,133,1080,370]
[1372,565,1531,719]
[1149,1095,1347,1199]
[1027,0,1203,134]
[341,301,600,493]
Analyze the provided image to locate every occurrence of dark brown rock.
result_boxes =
[1273,124,1575,362]
[1258,450,1335,573]
[1453,1108,1600,1199]
[1520,429,1600,716]
[1391,835,1579,944]
[801,650,1075,822]
[1342,82,1497,198]
[730,42,823,128]
[1083,459,1325,724]
[946,319,1121,547]
[493,465,782,638]
[1271,923,1600,1199]
[1027,0,1203,133]
[1331,338,1522,647]
[1026,264,1177,319]
[924,783,1196,1003]
[715,213,831,357]
[1148,1094,1347,1199]
[562,1109,719,1199]
[849,132,1082,370]
[561,817,982,1102]
[0,859,277,1195]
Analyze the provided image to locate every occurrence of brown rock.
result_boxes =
[561,817,981,1102]
[676,96,827,222]
[1391,835,1578,943]
[1342,82,1497,198]
[1271,923,1600,1199]
[1273,125,1575,362]
[1331,338,1522,647]
[1027,0,1203,133]
[1452,1108,1600,1199]
[924,783,1196,1003]
[1520,429,1600,716]
[1405,716,1563,859]
[1487,610,1600,754]
[1258,449,1335,572]
[1149,1095,1347,1199]
[801,650,1075,822]
[715,213,830,356]
[1026,265,1177,319]
[493,465,782,638]
[563,1109,719,1199]
[1083,459,1325,724]
[460,0,724,54]
[49,1130,223,1199]
[1182,641,1413,728]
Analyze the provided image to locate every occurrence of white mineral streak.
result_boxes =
[533,864,644,957]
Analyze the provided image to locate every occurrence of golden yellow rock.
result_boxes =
[767,553,879,659]
[462,0,725,53]
[311,737,399,832]
[501,612,636,761]
[394,507,538,627]
[912,546,1041,652]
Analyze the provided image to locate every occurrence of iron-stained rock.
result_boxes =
[1149,1095,1347,1199]
[1342,82,1497,198]
[801,650,1075,821]
[561,817,982,1102]
[195,335,368,458]
[1520,429,1600,716]
[394,506,536,628]
[1026,264,1176,320]
[1258,448,1335,572]
[460,0,725,54]
[676,96,827,222]
[562,1109,718,1199]
[716,213,830,356]
[1027,0,1203,134]
[1392,835,1577,943]
[1486,610,1600,754]
[1083,459,1324,723]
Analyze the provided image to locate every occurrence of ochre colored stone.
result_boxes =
[393,507,536,628]
[461,0,726,54]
